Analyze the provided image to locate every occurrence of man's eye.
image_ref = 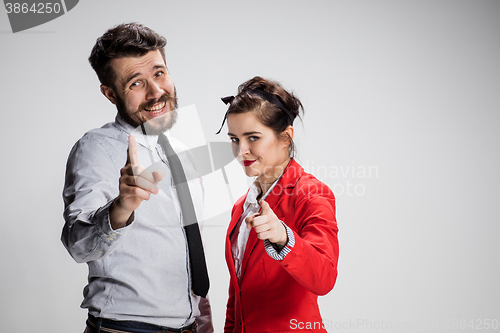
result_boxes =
[130,81,141,89]
[155,71,164,77]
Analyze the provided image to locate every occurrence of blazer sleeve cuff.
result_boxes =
[264,222,295,261]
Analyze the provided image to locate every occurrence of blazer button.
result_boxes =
[240,321,242,327]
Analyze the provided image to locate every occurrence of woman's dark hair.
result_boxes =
[221,76,303,157]
[88,22,167,89]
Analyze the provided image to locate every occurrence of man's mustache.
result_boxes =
[140,92,177,111]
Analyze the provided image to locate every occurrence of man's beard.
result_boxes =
[116,88,179,135]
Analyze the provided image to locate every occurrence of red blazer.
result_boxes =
[224,159,339,333]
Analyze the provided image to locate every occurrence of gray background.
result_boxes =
[1,1,499,332]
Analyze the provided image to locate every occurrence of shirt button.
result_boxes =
[107,237,114,241]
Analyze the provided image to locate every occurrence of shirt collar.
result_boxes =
[115,114,160,151]
[115,114,134,134]
[243,173,284,210]
[244,182,261,209]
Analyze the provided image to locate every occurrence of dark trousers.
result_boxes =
[84,314,198,333]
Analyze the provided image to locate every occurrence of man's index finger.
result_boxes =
[128,134,140,165]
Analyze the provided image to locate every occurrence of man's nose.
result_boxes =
[146,81,163,100]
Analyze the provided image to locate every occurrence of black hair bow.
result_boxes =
[221,95,235,105]
[215,96,234,134]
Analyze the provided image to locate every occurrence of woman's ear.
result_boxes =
[281,125,294,148]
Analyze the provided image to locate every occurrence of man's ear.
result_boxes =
[100,85,117,105]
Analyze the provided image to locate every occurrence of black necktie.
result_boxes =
[158,134,210,298]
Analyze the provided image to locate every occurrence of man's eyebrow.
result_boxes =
[123,72,141,86]
[153,64,167,71]
[123,64,167,86]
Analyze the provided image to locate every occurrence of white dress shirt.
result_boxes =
[62,115,212,332]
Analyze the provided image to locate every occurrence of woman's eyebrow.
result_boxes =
[227,131,261,136]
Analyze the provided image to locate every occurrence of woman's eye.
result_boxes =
[230,137,239,143]
[249,136,259,142]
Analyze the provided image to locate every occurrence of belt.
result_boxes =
[87,314,197,333]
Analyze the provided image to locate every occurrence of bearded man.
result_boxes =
[62,22,213,333]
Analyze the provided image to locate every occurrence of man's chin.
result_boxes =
[140,110,178,135]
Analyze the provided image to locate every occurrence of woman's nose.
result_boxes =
[238,141,250,156]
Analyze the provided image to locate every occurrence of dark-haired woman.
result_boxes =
[218,76,339,332]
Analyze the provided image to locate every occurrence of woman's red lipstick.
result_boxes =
[243,160,255,167]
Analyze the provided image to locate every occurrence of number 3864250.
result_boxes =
[5,3,62,14]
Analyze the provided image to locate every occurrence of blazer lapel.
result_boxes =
[226,199,245,290]
[240,227,258,280]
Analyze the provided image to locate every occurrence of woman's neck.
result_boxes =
[257,157,291,195]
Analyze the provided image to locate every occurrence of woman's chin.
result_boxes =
[242,168,259,178]
[244,171,257,178]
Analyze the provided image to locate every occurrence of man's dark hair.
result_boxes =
[88,22,167,89]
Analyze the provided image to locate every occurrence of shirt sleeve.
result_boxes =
[264,222,296,260]
[61,134,132,263]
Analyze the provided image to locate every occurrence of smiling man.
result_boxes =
[101,49,177,135]
[61,23,213,333]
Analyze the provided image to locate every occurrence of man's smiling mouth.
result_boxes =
[144,101,166,113]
